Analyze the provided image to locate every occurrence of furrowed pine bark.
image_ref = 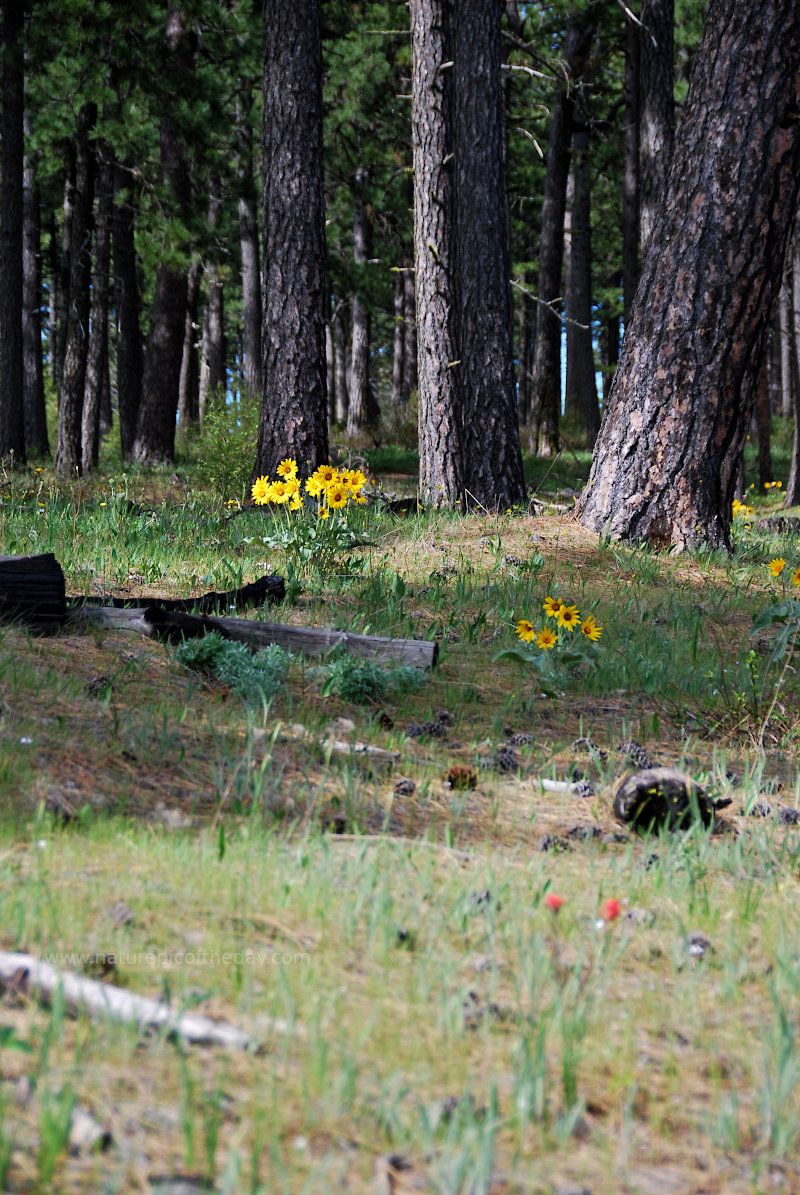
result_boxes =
[236,88,262,398]
[454,0,525,507]
[0,0,26,462]
[81,154,113,474]
[22,106,48,456]
[411,0,464,507]
[256,0,328,477]
[132,4,197,465]
[177,256,201,430]
[622,9,640,324]
[346,185,373,437]
[577,0,800,551]
[785,227,800,506]
[639,0,675,258]
[55,102,96,477]
[113,158,143,459]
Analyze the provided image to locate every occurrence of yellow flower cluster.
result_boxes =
[515,596,602,649]
[767,558,800,587]
[251,459,367,518]
[764,480,783,490]
[732,498,754,518]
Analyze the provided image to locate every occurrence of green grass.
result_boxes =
[0,425,800,1191]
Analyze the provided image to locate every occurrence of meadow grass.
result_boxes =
[0,436,799,1192]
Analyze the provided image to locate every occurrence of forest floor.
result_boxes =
[1,435,800,1194]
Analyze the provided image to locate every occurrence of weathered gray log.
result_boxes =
[0,950,269,1049]
[69,604,439,669]
[0,553,66,629]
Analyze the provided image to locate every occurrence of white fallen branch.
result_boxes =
[0,951,268,1050]
[536,777,588,795]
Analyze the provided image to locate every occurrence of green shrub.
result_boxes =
[197,390,260,502]
[174,632,293,706]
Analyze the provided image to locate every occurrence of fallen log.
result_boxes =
[69,604,439,669]
[0,950,266,1049]
[0,553,66,630]
[68,571,285,614]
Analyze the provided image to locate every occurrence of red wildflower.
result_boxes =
[545,893,565,912]
[602,898,622,922]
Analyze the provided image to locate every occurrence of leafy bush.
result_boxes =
[197,390,260,502]
[317,651,427,704]
[174,632,293,706]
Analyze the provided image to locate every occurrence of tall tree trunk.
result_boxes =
[778,262,793,420]
[454,0,525,507]
[347,188,373,437]
[256,0,328,476]
[564,117,599,446]
[577,0,800,551]
[755,353,773,490]
[177,256,201,430]
[529,22,592,457]
[47,212,58,390]
[622,9,640,324]
[81,153,113,473]
[402,258,418,399]
[325,315,335,425]
[113,159,143,459]
[22,106,48,456]
[602,282,620,403]
[333,301,348,426]
[517,273,531,426]
[0,0,26,462]
[785,229,800,506]
[133,4,197,464]
[639,0,675,260]
[410,0,464,507]
[391,269,405,414]
[55,102,96,477]
[198,264,225,426]
[57,158,74,399]
[236,88,262,397]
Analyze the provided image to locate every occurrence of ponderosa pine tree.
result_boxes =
[255,0,328,477]
[410,0,464,507]
[132,3,197,465]
[577,0,800,550]
[639,0,674,257]
[454,0,525,508]
[0,0,26,463]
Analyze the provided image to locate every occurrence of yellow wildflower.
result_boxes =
[536,627,557,650]
[515,619,536,643]
[768,558,786,578]
[556,604,581,631]
[581,615,602,641]
[251,476,271,505]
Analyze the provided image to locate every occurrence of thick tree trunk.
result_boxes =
[332,301,348,426]
[402,260,418,399]
[347,190,373,437]
[55,102,96,477]
[236,89,261,398]
[785,230,800,507]
[22,107,48,457]
[529,22,592,457]
[778,262,793,420]
[132,4,197,465]
[198,264,225,427]
[256,0,328,476]
[410,0,464,507]
[391,269,405,414]
[564,118,599,447]
[1,0,26,462]
[622,10,640,325]
[639,0,675,259]
[577,0,800,551]
[755,355,773,490]
[454,0,525,507]
[81,154,113,474]
[177,256,201,430]
[113,160,143,459]
[57,159,74,399]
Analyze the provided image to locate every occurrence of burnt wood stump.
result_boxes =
[613,767,714,831]
[0,554,67,631]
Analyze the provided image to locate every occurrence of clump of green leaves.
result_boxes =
[197,391,259,502]
[174,632,294,706]
[316,651,427,705]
